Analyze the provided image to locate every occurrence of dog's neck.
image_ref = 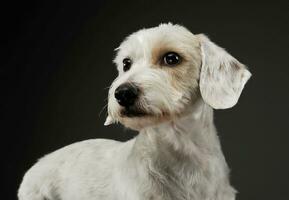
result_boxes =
[135,99,222,157]
[128,99,229,199]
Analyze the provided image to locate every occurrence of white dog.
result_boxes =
[18,23,251,200]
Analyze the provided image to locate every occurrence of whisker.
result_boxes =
[98,104,108,117]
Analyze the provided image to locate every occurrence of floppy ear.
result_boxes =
[197,34,251,109]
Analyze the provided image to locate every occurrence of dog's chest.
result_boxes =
[148,160,220,200]
[121,151,226,200]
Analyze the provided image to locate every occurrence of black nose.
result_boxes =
[114,83,139,107]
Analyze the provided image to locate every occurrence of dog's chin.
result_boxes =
[118,107,170,130]
[120,106,149,118]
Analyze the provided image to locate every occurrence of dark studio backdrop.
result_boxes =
[1,0,289,199]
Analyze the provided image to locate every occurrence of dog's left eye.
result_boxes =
[123,58,132,72]
[163,52,180,66]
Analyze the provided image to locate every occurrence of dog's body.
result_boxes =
[18,24,251,200]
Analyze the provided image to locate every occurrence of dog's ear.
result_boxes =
[197,34,251,109]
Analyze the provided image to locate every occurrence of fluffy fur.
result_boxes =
[18,23,251,200]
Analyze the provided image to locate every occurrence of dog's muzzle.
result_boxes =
[114,83,139,107]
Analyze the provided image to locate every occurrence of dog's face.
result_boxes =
[106,23,251,130]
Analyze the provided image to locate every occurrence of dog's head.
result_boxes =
[106,23,251,130]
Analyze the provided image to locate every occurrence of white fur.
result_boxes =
[18,23,251,200]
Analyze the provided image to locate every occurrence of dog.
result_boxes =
[18,23,251,200]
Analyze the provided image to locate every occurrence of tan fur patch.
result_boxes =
[151,43,187,66]
[151,39,202,92]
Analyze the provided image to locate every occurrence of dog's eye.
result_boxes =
[123,58,132,72]
[163,52,180,66]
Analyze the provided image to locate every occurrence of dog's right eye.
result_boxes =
[123,58,132,72]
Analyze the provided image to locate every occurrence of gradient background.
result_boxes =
[2,1,289,199]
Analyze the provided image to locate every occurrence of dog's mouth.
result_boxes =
[120,106,149,118]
